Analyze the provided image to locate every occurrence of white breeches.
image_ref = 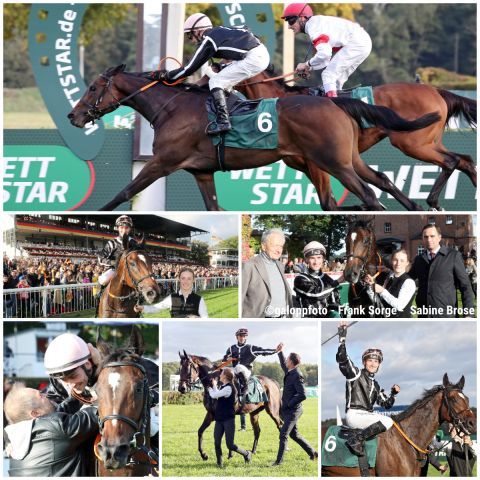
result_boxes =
[346,408,393,430]
[98,268,115,286]
[234,364,251,380]
[321,29,372,93]
[209,44,270,91]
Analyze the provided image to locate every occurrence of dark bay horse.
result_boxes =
[238,69,477,211]
[322,374,476,476]
[178,350,282,460]
[98,235,160,318]
[95,326,159,476]
[344,220,382,318]
[68,65,441,211]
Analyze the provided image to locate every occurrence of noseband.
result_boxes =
[179,358,201,390]
[82,74,120,122]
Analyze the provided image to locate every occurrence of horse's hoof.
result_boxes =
[201,453,208,461]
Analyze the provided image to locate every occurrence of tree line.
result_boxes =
[4,3,475,88]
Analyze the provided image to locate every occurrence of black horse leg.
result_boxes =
[100,158,170,210]
[198,411,214,461]
[250,413,261,454]
[191,171,223,211]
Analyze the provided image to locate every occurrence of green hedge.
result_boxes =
[163,391,204,405]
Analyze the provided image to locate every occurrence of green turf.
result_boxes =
[54,287,238,318]
[162,398,318,477]
[144,287,238,318]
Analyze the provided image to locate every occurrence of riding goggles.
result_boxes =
[50,366,80,380]
[285,16,299,26]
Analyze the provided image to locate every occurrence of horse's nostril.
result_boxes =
[67,113,74,119]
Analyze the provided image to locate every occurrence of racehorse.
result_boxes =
[322,373,476,476]
[68,64,441,212]
[95,326,159,476]
[178,350,282,461]
[344,220,382,318]
[98,234,160,318]
[237,69,477,211]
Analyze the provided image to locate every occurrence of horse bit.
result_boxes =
[97,361,159,468]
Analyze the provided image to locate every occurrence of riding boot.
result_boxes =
[237,371,249,408]
[206,88,232,135]
[346,421,386,456]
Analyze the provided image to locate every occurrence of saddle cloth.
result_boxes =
[234,375,268,404]
[206,95,279,150]
[322,425,378,468]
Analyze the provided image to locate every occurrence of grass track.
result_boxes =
[162,398,318,477]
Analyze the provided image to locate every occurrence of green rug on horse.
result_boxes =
[209,98,279,150]
[322,425,378,468]
[245,375,268,404]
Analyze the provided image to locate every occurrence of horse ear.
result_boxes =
[128,325,145,356]
[136,233,146,249]
[183,349,189,359]
[178,351,183,360]
[122,233,129,250]
[96,329,110,357]
[106,64,126,77]
[457,375,465,390]
[443,373,450,387]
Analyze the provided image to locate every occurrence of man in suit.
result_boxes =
[409,224,474,318]
[242,229,293,318]
[272,344,317,466]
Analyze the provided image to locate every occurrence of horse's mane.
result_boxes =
[99,347,142,371]
[190,355,214,368]
[392,384,443,422]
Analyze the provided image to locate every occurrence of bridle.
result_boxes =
[81,74,121,122]
[96,360,158,469]
[442,387,474,435]
[345,228,375,270]
[179,357,202,391]
[108,249,155,302]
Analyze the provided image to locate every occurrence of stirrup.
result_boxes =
[206,121,231,135]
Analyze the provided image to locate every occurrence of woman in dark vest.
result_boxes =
[208,368,252,468]
[365,248,416,318]
[135,267,208,317]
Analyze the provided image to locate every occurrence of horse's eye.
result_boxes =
[129,261,136,267]
[89,85,96,92]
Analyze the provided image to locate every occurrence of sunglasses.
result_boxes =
[285,16,299,26]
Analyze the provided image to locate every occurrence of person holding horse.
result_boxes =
[409,224,475,318]
[153,12,270,135]
[135,267,208,317]
[242,228,293,318]
[98,215,139,291]
[208,367,252,468]
[4,383,99,477]
[281,3,372,97]
[336,321,400,456]
[272,344,317,466]
[364,248,416,318]
[294,241,343,317]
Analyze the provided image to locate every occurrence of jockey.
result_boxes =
[98,215,138,288]
[281,3,372,97]
[223,328,281,400]
[336,321,400,455]
[43,333,100,411]
[153,12,270,135]
[294,241,343,317]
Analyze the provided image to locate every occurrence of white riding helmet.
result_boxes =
[44,333,91,376]
[303,241,326,258]
[183,13,213,34]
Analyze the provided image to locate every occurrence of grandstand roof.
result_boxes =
[92,215,208,237]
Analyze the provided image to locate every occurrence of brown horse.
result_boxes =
[322,373,476,476]
[178,350,282,460]
[95,326,159,476]
[344,220,382,318]
[237,69,477,211]
[68,65,441,211]
[98,235,160,318]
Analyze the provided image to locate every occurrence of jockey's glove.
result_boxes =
[338,325,347,343]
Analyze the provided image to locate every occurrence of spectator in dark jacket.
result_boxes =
[409,224,474,318]
[4,384,98,477]
[272,345,317,466]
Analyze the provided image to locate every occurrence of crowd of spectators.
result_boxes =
[3,253,238,318]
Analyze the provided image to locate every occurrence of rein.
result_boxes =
[240,71,297,86]
[392,421,429,454]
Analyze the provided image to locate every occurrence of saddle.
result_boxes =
[232,375,268,405]
[205,90,261,117]
[322,425,377,476]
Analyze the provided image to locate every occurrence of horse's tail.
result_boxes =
[437,88,477,128]
[331,97,441,132]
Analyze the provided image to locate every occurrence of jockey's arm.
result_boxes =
[251,345,278,356]
[307,42,332,70]
[168,37,216,82]
[336,342,360,380]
